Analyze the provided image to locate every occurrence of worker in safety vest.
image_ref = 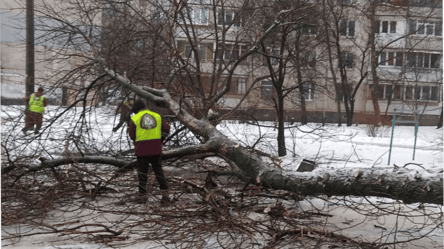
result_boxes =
[129,99,171,204]
[22,87,48,135]
[112,98,133,132]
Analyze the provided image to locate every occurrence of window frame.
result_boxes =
[261,81,273,99]
[375,20,397,34]
[378,51,403,67]
[179,5,209,25]
[339,19,355,37]
[302,82,315,101]
[182,42,214,62]
[237,78,247,95]
[368,84,402,101]
[409,20,442,36]
[405,52,442,69]
[385,84,441,102]
[338,53,354,69]
[217,9,241,27]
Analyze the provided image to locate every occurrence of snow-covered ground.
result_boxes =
[1,105,443,248]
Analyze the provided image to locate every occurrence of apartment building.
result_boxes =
[2,0,441,125]
[1,0,101,106]
[165,0,442,125]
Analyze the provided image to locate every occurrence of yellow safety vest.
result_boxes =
[29,94,45,114]
[131,110,162,142]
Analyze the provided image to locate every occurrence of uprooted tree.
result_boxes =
[1,0,442,248]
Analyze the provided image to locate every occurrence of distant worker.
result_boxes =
[129,99,171,203]
[22,87,48,135]
[113,98,134,132]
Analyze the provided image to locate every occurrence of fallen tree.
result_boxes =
[1,2,442,248]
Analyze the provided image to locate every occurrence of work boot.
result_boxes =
[160,191,171,204]
[34,129,40,134]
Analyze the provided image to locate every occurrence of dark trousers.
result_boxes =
[137,155,168,195]
[24,111,43,131]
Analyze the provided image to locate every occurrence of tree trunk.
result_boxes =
[16,154,443,205]
[299,87,308,125]
[347,100,355,126]
[368,0,382,125]
[277,99,287,157]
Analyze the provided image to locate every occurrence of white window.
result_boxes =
[405,85,440,101]
[338,53,354,69]
[337,84,352,102]
[409,20,442,36]
[270,50,279,66]
[375,20,397,34]
[308,52,316,68]
[217,10,241,27]
[378,51,403,67]
[261,81,273,99]
[369,84,402,100]
[216,44,248,62]
[238,78,246,94]
[302,82,314,100]
[339,20,355,37]
[180,6,209,25]
[301,24,317,35]
[406,52,442,69]
[182,42,213,61]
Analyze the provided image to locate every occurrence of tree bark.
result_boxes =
[16,154,443,205]
[368,0,382,125]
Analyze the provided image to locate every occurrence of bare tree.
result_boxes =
[1,0,442,247]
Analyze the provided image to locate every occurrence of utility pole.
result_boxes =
[26,0,35,97]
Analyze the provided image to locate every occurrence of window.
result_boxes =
[375,20,397,34]
[342,0,357,5]
[390,21,397,33]
[338,53,354,69]
[217,10,241,27]
[405,85,414,100]
[181,42,213,61]
[378,51,403,67]
[339,20,355,37]
[410,0,443,7]
[368,84,402,100]
[385,84,402,100]
[337,84,352,102]
[302,82,314,100]
[308,52,316,68]
[406,52,442,69]
[261,81,273,99]
[270,50,279,66]
[401,85,439,101]
[238,78,246,94]
[223,77,247,95]
[261,49,279,66]
[216,44,248,62]
[409,20,442,36]
[301,24,317,35]
[408,85,440,101]
[180,6,209,25]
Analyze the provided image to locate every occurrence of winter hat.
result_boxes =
[131,99,147,114]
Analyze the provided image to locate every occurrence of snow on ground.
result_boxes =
[217,120,443,170]
[1,105,443,248]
